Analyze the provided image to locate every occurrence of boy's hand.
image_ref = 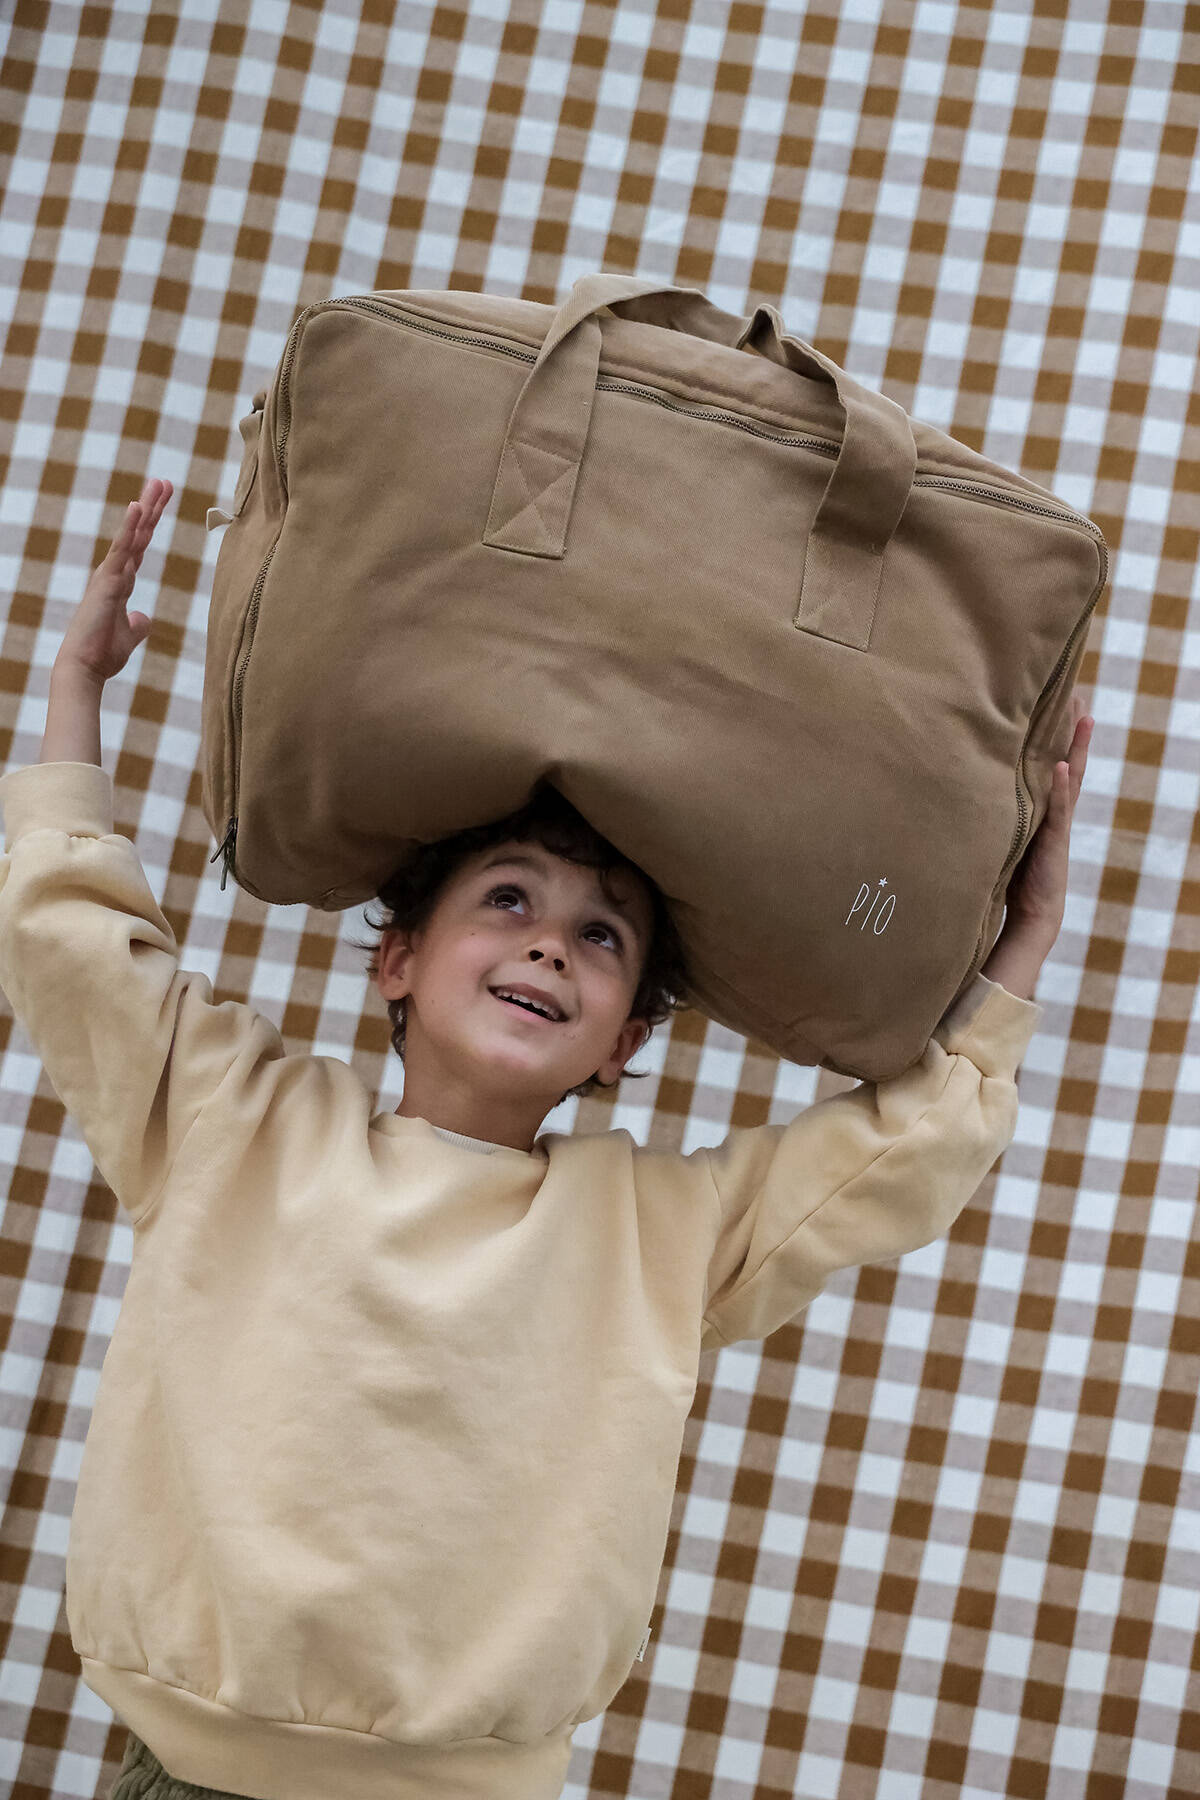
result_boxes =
[55,477,173,684]
[994,692,1094,961]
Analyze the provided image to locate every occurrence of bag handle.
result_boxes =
[482,272,917,652]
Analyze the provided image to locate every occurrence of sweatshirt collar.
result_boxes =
[369,1112,547,1159]
[429,1125,503,1155]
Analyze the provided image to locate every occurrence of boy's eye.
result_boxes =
[484,883,623,953]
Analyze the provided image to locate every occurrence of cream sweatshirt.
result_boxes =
[0,760,1043,1800]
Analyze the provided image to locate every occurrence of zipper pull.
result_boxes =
[209,817,237,892]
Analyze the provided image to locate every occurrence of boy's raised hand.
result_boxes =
[1000,691,1094,956]
[55,477,173,684]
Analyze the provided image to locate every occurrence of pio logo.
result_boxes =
[846,877,895,935]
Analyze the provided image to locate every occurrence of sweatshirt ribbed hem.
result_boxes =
[83,1660,575,1800]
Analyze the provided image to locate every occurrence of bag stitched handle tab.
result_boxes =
[737,303,916,649]
[483,272,917,653]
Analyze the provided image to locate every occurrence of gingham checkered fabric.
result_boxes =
[1,3,1197,1798]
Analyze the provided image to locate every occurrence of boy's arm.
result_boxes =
[0,742,299,1228]
[698,972,1043,1350]
[2,489,292,1226]
[697,709,1096,1353]
[978,926,1054,1005]
[2,479,310,1227]
[38,657,104,767]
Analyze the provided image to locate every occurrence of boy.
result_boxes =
[0,480,1092,1800]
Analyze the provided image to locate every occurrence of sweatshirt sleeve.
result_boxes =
[0,760,289,1227]
[699,973,1043,1351]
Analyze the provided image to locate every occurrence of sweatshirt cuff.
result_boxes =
[0,761,116,849]
[935,970,1043,1075]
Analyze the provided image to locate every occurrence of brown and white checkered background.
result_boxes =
[1,1,1197,1796]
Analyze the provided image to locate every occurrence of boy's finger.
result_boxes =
[105,504,137,560]
[1043,761,1070,823]
[138,484,170,542]
[1063,756,1085,814]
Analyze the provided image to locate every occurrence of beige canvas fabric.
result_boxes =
[200,270,1107,1080]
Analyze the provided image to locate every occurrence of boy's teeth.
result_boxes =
[494,988,559,1019]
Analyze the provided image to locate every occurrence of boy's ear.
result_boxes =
[376,927,413,999]
[595,1014,651,1085]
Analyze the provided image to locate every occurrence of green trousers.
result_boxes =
[107,1731,258,1800]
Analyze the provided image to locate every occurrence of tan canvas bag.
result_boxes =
[200,271,1107,1080]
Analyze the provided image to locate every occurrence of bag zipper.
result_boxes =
[269,301,1108,547]
[209,814,236,890]
[213,295,1107,908]
[210,539,277,894]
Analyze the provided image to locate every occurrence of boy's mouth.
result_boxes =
[488,987,567,1024]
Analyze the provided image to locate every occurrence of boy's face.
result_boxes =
[374,838,656,1153]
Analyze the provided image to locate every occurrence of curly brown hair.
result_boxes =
[350,780,697,1107]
